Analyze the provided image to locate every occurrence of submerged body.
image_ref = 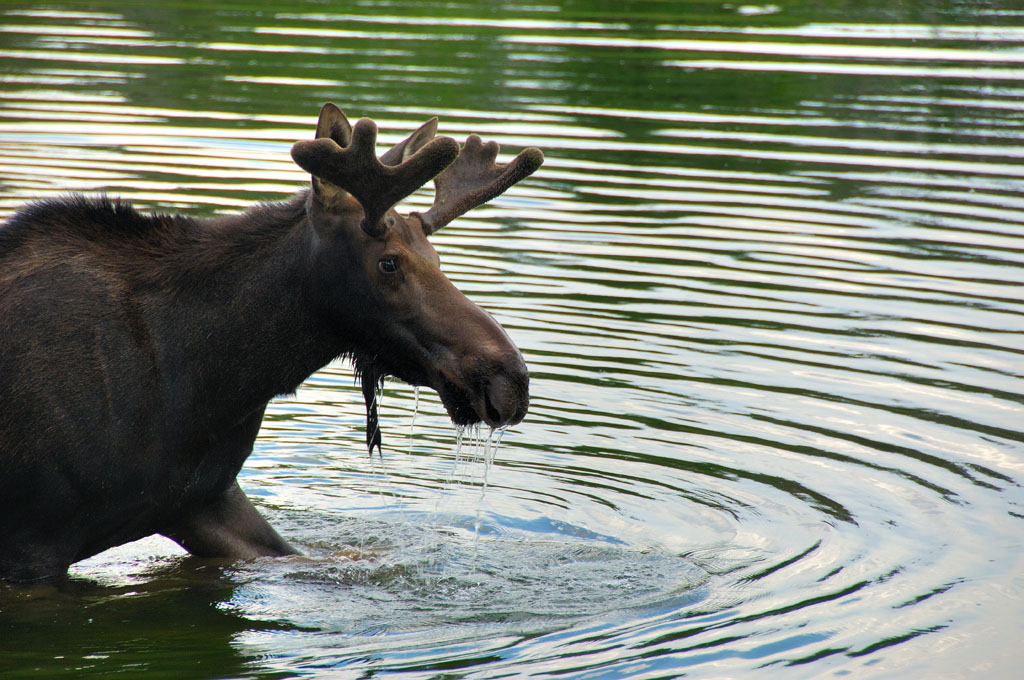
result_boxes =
[0,105,541,582]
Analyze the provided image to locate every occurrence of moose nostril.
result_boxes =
[484,392,502,426]
[484,365,529,427]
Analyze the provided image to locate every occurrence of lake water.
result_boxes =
[1,1,1023,678]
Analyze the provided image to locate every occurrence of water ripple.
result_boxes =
[2,4,1023,679]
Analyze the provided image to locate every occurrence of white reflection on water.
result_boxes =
[3,4,1024,679]
[504,34,1024,63]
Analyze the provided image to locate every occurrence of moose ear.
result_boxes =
[315,102,352,147]
[300,104,356,212]
[310,175,352,212]
[379,117,439,166]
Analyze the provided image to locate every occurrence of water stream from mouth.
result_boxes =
[407,385,420,457]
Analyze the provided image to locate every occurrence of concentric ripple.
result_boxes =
[1,3,1023,679]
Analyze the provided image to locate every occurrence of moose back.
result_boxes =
[0,103,542,582]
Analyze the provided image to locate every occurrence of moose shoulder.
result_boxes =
[0,103,542,583]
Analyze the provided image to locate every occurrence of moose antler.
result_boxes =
[415,135,544,235]
[291,112,459,237]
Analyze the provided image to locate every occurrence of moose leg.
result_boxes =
[0,544,73,584]
[164,481,297,559]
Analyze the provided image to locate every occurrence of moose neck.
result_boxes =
[160,192,347,426]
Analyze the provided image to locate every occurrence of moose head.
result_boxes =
[291,104,543,451]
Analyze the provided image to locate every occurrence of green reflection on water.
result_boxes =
[0,567,292,680]
[2,0,1024,678]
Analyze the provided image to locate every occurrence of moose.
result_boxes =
[0,103,542,583]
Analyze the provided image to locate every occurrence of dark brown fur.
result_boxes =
[0,105,539,582]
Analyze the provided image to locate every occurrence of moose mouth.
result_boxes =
[354,353,528,453]
[436,371,528,429]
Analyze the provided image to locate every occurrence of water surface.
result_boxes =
[1,1,1023,678]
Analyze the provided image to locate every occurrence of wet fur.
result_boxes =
[0,193,345,581]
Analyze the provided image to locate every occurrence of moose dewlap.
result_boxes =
[0,103,543,583]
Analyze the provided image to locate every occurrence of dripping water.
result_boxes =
[364,382,397,504]
[407,386,420,457]
[471,427,505,566]
[5,4,1023,678]
[432,425,504,531]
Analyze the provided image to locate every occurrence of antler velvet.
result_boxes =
[291,114,459,237]
[290,104,543,237]
[416,135,544,235]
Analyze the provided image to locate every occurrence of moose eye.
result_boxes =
[378,257,399,275]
